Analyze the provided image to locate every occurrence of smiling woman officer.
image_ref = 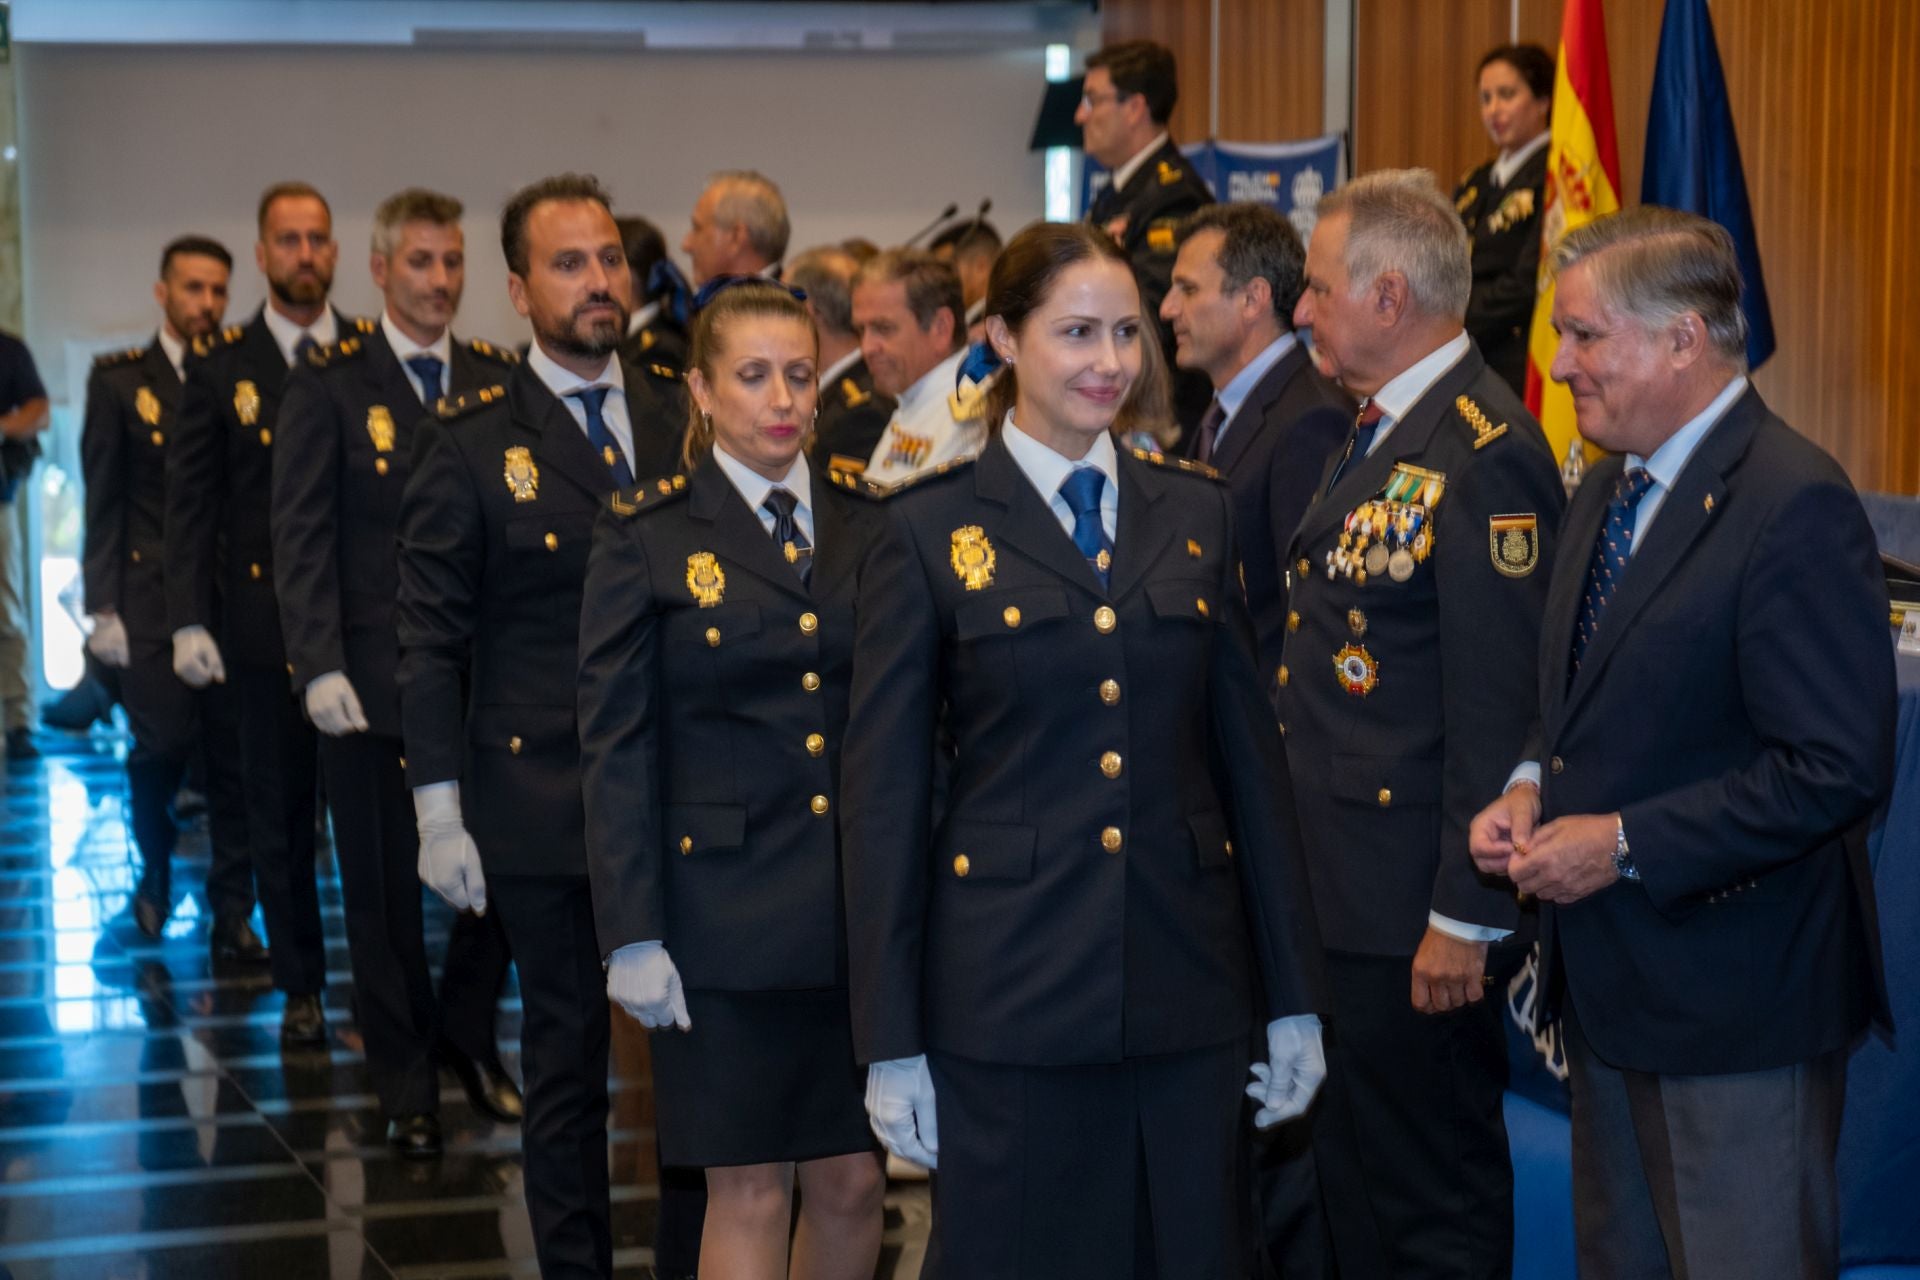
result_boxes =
[839,221,1327,1276]
[576,277,886,1280]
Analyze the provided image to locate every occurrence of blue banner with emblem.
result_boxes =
[1080,134,1345,241]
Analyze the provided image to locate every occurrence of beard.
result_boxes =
[534,294,628,361]
[170,306,220,338]
[268,268,331,308]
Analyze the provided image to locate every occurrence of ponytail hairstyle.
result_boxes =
[983,221,1167,439]
[680,277,818,470]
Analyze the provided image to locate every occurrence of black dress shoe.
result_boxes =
[132,893,168,940]
[4,727,40,762]
[386,1112,443,1160]
[442,1044,525,1123]
[280,993,327,1047]
[210,916,270,965]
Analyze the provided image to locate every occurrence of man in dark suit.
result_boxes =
[81,235,259,955]
[165,182,348,1046]
[1078,39,1214,427]
[1279,169,1566,1278]
[786,245,895,472]
[1162,202,1352,684]
[397,173,687,1279]
[1470,207,1894,1280]
[273,189,523,1158]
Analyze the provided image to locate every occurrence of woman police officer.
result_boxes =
[840,221,1327,1275]
[577,278,884,1279]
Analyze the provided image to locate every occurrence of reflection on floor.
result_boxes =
[0,732,930,1278]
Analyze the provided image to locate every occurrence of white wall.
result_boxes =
[17,40,1052,395]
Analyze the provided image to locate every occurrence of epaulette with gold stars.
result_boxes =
[353,316,377,335]
[189,324,246,359]
[838,377,872,410]
[1129,446,1222,481]
[305,334,367,368]
[826,456,974,501]
[465,337,520,368]
[642,361,682,383]
[436,385,507,422]
[93,345,148,370]
[609,473,690,517]
[1454,394,1509,450]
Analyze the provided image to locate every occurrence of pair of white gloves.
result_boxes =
[167,627,367,735]
[863,1014,1327,1169]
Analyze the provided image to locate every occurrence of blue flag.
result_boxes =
[1642,0,1775,369]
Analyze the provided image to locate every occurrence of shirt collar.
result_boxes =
[712,442,811,515]
[899,347,968,413]
[1112,131,1172,194]
[1492,131,1550,189]
[1629,375,1749,490]
[261,303,338,366]
[626,299,661,339]
[1368,331,1472,426]
[1217,332,1299,424]
[157,329,187,380]
[1000,413,1120,499]
[380,310,452,367]
[819,346,863,388]
[526,341,624,403]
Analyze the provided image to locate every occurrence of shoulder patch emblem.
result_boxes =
[1456,395,1508,450]
[1489,513,1540,577]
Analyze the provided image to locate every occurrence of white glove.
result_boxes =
[87,614,131,668]
[304,671,369,736]
[171,625,226,688]
[413,781,487,915]
[1246,1013,1327,1129]
[606,940,692,1031]
[865,1055,939,1169]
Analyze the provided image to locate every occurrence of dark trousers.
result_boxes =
[1247,1065,1331,1279]
[1311,950,1512,1279]
[318,732,510,1117]
[925,1042,1248,1279]
[490,873,612,1280]
[229,659,325,996]
[120,647,252,919]
[1565,1002,1845,1280]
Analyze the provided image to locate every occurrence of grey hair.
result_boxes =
[784,245,860,337]
[371,188,463,258]
[1550,206,1748,368]
[705,170,791,266]
[1317,168,1470,321]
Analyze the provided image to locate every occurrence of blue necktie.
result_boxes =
[569,386,632,487]
[1058,467,1113,589]
[404,354,444,407]
[293,332,317,363]
[1326,399,1385,494]
[1570,467,1655,679]
[763,488,812,586]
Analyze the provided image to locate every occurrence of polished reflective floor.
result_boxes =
[0,730,930,1279]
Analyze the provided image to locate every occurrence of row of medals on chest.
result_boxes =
[1327,463,1446,587]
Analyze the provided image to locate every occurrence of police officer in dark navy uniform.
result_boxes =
[1281,170,1565,1278]
[579,279,886,1280]
[1456,44,1555,396]
[843,222,1326,1277]
[1078,40,1215,429]
[396,174,686,1280]
[272,189,523,1159]
[786,246,894,471]
[82,235,259,955]
[165,182,348,1046]
[615,214,691,375]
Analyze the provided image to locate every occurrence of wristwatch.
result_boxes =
[1611,817,1641,882]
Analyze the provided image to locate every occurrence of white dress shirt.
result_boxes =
[711,444,816,546]
[1001,414,1120,542]
[262,304,339,367]
[1361,331,1473,456]
[1212,332,1300,450]
[380,311,453,406]
[525,342,636,469]
[818,346,864,392]
[157,329,188,382]
[863,348,984,485]
[1110,131,1172,196]
[1491,130,1550,190]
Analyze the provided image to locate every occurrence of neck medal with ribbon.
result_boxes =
[1326,462,1446,586]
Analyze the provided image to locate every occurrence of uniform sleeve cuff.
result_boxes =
[1428,910,1512,943]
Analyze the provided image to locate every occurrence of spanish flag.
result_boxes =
[1524,0,1622,465]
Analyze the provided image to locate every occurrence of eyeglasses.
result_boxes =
[691,274,809,312]
[1080,90,1127,109]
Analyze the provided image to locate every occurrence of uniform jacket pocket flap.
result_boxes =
[1327,754,1443,806]
[467,702,575,752]
[663,803,747,856]
[1145,580,1216,622]
[954,587,1071,641]
[939,821,1037,882]
[1188,809,1234,868]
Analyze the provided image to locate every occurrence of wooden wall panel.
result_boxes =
[1099,0,1325,144]
[1354,0,1512,184]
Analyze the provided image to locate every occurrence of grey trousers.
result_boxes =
[0,498,30,733]
[1565,1002,1845,1280]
